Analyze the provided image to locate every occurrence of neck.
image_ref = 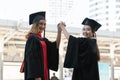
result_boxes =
[37,32,42,38]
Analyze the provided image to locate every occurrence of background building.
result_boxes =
[0,19,120,80]
[88,0,120,31]
[46,0,77,24]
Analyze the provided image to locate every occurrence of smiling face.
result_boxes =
[82,25,94,38]
[37,19,46,33]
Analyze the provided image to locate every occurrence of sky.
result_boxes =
[0,0,46,21]
[0,0,89,27]
[65,0,89,27]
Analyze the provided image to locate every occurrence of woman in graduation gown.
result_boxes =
[58,18,101,80]
[24,12,61,80]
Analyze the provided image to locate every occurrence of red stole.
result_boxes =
[37,33,48,80]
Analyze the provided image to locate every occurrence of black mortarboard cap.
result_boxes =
[82,18,101,32]
[29,11,45,25]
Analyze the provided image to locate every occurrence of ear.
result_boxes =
[91,33,97,39]
[93,33,96,38]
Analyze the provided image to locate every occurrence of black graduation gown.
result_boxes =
[64,35,99,80]
[24,34,59,80]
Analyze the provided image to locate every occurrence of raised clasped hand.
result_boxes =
[57,21,66,28]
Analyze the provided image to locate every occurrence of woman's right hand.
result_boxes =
[57,23,62,32]
[57,21,70,40]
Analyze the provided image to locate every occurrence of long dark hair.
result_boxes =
[96,43,100,61]
[93,33,100,61]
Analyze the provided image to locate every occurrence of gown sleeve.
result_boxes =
[44,38,59,71]
[25,35,44,79]
[64,35,81,68]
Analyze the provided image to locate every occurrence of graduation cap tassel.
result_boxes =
[43,29,45,38]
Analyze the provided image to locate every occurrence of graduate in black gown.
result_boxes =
[24,11,61,80]
[58,18,101,80]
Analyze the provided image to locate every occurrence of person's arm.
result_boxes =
[58,22,70,40]
[56,24,62,48]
